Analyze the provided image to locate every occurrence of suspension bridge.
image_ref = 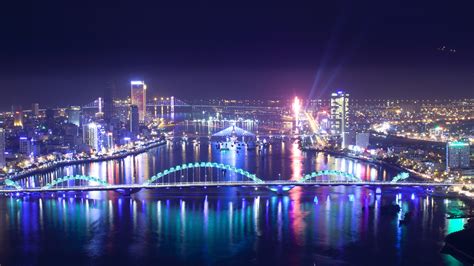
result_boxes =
[1,162,465,194]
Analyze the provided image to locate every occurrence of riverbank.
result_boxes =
[5,139,166,181]
[303,147,424,180]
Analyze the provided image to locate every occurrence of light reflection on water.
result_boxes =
[0,189,466,265]
[2,128,469,265]
[20,139,397,188]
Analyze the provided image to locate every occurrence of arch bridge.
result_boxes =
[2,162,460,193]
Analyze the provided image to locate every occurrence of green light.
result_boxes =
[42,175,110,189]
[144,162,265,185]
[448,142,469,147]
[297,170,361,183]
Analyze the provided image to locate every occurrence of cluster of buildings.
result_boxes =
[0,81,471,180]
[0,80,165,175]
[302,93,472,178]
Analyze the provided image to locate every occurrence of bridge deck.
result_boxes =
[0,181,464,193]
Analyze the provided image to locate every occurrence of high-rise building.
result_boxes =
[66,106,81,127]
[104,132,114,150]
[129,105,139,138]
[32,103,40,117]
[63,123,80,148]
[0,128,5,168]
[45,109,55,128]
[30,139,41,157]
[446,140,470,170]
[19,137,32,155]
[96,97,104,118]
[330,91,350,147]
[83,123,100,152]
[130,81,147,123]
[12,105,23,128]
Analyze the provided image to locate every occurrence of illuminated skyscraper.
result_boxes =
[105,132,114,150]
[12,105,23,128]
[0,128,5,168]
[446,140,470,170]
[96,97,104,118]
[130,81,147,123]
[83,123,100,152]
[330,91,350,147]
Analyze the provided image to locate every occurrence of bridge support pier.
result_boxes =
[115,188,142,196]
[267,185,294,196]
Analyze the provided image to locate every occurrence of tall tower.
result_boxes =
[12,105,23,128]
[330,91,350,147]
[130,81,147,123]
[45,109,55,128]
[31,103,40,117]
[83,122,100,152]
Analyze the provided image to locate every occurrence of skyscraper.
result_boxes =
[45,109,55,128]
[19,137,32,155]
[84,123,100,152]
[104,132,114,150]
[330,91,350,147]
[130,81,147,123]
[446,140,470,170]
[12,105,23,128]
[129,105,139,138]
[32,103,40,117]
[66,106,81,127]
[0,128,5,168]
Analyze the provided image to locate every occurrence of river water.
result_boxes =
[0,138,469,265]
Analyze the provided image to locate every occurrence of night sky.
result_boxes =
[1,1,473,110]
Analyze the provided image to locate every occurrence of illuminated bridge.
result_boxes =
[1,162,465,194]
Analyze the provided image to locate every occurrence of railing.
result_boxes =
[0,180,466,193]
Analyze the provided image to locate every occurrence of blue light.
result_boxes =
[349,194,354,202]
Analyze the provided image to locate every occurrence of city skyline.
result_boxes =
[0,2,473,265]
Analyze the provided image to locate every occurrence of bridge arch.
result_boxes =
[4,179,22,190]
[298,169,362,183]
[390,172,410,183]
[144,162,264,185]
[42,175,111,189]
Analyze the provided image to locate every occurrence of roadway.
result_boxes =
[0,180,465,194]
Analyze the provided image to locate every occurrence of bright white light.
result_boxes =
[292,96,301,116]
[131,81,144,85]
[98,97,102,113]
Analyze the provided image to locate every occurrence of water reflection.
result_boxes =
[0,189,466,265]
[20,139,397,189]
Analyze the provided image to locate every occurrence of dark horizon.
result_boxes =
[1,1,474,109]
